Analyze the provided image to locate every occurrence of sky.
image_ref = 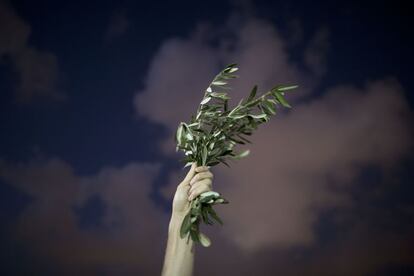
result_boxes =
[0,0,413,275]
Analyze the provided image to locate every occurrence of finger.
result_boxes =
[181,162,197,185]
[189,176,213,194]
[189,182,212,201]
[176,181,190,195]
[188,180,212,201]
[190,171,213,186]
[189,178,212,196]
[195,166,210,173]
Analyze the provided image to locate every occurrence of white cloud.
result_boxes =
[305,27,330,76]
[133,22,220,131]
[0,2,65,104]
[216,77,413,252]
[133,18,318,125]
[0,155,167,274]
[133,13,414,254]
[134,16,325,155]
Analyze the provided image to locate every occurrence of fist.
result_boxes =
[172,162,213,215]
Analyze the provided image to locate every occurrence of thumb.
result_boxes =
[181,162,197,185]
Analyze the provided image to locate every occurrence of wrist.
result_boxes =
[168,212,195,251]
[169,212,186,233]
[171,202,192,222]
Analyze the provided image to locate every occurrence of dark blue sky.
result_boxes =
[1,0,413,275]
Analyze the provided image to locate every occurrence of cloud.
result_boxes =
[302,216,414,276]
[304,27,330,76]
[215,77,413,252]
[132,16,323,125]
[133,22,219,132]
[1,6,411,276]
[132,11,414,259]
[0,2,65,104]
[134,15,326,154]
[0,155,167,274]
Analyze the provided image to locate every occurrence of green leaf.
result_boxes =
[213,197,229,204]
[200,97,212,105]
[185,131,194,141]
[264,99,276,114]
[239,149,250,158]
[248,114,267,119]
[210,92,230,100]
[191,207,201,217]
[200,195,216,203]
[176,123,184,145]
[201,207,213,225]
[217,158,231,167]
[277,85,298,92]
[247,85,258,102]
[191,215,198,223]
[211,80,227,86]
[202,145,208,166]
[200,191,220,198]
[228,135,245,145]
[237,134,252,144]
[188,122,199,127]
[190,228,200,242]
[244,97,263,108]
[274,92,291,108]
[206,205,223,225]
[180,213,192,239]
[223,63,238,73]
[199,232,212,247]
[220,149,233,156]
[228,114,246,119]
[231,149,250,159]
[207,161,220,166]
[266,98,278,105]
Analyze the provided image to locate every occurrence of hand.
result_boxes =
[172,162,214,216]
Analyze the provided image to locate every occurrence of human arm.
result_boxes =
[161,162,214,276]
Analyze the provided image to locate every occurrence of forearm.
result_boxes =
[161,213,195,276]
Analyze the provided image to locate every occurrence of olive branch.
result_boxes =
[175,63,298,247]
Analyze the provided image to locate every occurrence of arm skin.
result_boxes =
[161,162,214,276]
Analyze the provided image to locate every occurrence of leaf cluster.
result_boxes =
[179,191,229,247]
[175,63,298,246]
